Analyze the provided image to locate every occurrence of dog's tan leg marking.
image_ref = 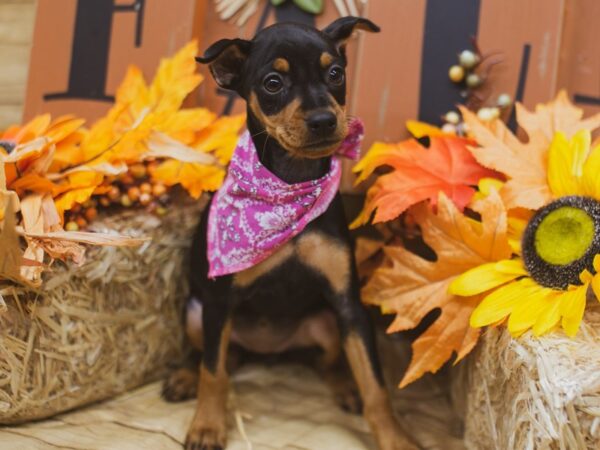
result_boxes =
[186,320,232,450]
[186,298,204,351]
[297,232,350,294]
[320,52,333,68]
[273,57,290,72]
[233,242,295,287]
[344,334,418,450]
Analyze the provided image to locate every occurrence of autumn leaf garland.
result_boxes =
[0,40,244,286]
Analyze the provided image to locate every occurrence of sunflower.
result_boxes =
[449,129,600,337]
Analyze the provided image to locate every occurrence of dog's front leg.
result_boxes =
[185,298,231,450]
[298,231,418,450]
[336,288,419,450]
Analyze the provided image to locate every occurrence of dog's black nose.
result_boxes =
[306,111,337,138]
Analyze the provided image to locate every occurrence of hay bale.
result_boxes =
[0,198,205,424]
[456,303,600,450]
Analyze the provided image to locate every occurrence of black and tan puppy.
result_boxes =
[163,17,418,450]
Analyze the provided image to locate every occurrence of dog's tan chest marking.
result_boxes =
[297,232,350,294]
[273,57,290,72]
[233,242,295,287]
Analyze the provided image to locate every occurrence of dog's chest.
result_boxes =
[232,230,350,294]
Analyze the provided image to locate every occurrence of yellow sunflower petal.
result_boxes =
[449,259,526,296]
[507,284,554,336]
[547,130,591,197]
[406,120,446,139]
[532,292,562,336]
[470,278,531,328]
[559,285,588,337]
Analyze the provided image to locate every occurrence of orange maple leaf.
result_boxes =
[362,190,511,387]
[351,135,499,228]
[460,90,600,210]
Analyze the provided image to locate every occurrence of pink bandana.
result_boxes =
[207,118,364,278]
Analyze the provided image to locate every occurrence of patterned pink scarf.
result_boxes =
[207,118,364,278]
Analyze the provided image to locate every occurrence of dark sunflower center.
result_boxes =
[522,196,600,289]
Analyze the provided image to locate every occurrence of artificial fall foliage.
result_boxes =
[362,190,512,387]
[350,133,499,228]
[0,40,244,286]
[460,90,600,210]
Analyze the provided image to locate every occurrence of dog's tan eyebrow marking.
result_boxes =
[320,52,333,68]
[273,57,290,72]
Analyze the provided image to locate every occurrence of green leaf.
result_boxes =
[271,0,287,6]
[292,0,323,14]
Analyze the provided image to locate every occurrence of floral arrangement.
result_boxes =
[0,41,244,288]
[353,91,600,388]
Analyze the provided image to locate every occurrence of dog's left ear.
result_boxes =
[322,16,380,50]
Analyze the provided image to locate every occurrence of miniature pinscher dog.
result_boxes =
[163,17,418,450]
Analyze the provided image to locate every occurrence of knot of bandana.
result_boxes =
[207,118,364,278]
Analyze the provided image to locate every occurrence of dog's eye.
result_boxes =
[263,74,283,93]
[327,66,344,86]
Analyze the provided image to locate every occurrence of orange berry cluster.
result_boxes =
[64,161,170,231]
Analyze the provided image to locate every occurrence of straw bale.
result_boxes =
[455,302,600,450]
[0,198,206,424]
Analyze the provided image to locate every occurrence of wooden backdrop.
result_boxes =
[1,0,599,187]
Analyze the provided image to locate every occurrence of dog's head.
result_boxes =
[197,17,379,158]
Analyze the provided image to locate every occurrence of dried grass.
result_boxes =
[454,302,600,450]
[0,197,206,424]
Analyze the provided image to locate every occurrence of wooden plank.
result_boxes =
[0,1,35,46]
[557,0,600,119]
[0,0,35,128]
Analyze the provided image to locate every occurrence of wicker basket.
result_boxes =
[0,198,205,424]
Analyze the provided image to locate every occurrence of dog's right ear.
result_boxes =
[196,38,251,91]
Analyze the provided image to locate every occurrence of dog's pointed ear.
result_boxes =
[322,16,380,49]
[196,38,251,91]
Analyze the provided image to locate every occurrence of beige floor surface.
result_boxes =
[0,337,465,450]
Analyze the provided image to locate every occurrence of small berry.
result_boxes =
[99,197,111,207]
[71,203,81,213]
[489,107,501,119]
[108,186,120,201]
[441,123,456,134]
[129,164,147,179]
[459,50,479,69]
[139,192,152,206]
[75,217,87,228]
[497,93,512,108]
[140,182,152,194]
[155,206,168,216]
[84,207,98,222]
[477,107,495,121]
[444,111,460,125]
[65,221,79,232]
[458,122,470,135]
[466,73,482,88]
[120,174,135,185]
[120,194,132,207]
[449,65,465,83]
[127,186,141,202]
[152,183,167,197]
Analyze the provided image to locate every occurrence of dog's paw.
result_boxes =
[162,368,198,402]
[185,423,226,450]
[335,387,363,415]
